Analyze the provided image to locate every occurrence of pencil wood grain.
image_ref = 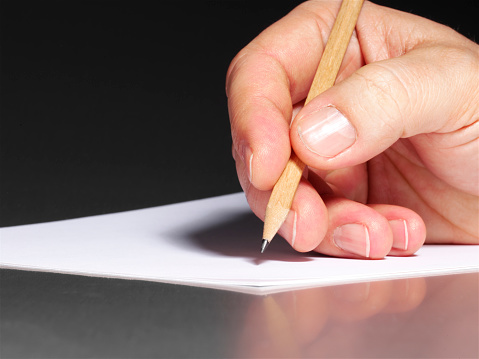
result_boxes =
[262,0,365,244]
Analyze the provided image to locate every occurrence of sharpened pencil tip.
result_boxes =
[261,239,269,253]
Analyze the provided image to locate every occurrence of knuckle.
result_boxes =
[430,44,479,130]
[449,46,479,125]
[354,63,411,136]
[225,49,250,99]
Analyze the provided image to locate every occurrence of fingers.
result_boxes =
[368,204,426,256]
[235,148,425,258]
[227,51,292,191]
[313,196,393,259]
[307,165,368,203]
[229,0,478,253]
[226,0,362,190]
[234,146,328,253]
[290,30,479,171]
[312,198,425,258]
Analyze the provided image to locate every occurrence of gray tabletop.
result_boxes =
[2,269,477,358]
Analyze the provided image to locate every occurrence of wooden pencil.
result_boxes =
[261,0,364,253]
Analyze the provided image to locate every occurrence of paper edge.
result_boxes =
[2,263,477,296]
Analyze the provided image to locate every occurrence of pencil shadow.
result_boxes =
[173,209,316,264]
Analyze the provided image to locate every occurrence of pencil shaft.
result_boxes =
[306,0,364,104]
[262,0,364,243]
[263,153,305,241]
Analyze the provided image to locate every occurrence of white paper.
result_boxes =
[1,193,478,294]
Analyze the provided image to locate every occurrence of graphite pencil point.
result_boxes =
[261,239,269,253]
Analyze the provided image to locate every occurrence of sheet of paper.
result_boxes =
[1,193,478,294]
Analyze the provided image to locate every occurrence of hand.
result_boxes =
[226,1,479,258]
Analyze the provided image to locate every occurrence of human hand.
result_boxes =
[227,1,479,258]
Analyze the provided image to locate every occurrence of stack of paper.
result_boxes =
[1,193,477,294]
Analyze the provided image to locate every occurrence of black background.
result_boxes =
[1,0,477,227]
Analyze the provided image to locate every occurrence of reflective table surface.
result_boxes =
[1,269,477,358]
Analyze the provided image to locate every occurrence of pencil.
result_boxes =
[261,0,364,253]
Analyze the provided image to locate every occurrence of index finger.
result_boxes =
[226,0,350,190]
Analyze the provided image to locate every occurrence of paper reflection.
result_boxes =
[235,273,478,358]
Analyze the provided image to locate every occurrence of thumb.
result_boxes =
[290,45,479,170]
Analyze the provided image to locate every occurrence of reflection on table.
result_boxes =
[1,270,477,358]
[236,273,478,358]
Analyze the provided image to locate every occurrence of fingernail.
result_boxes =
[389,219,409,250]
[280,210,297,249]
[297,106,356,157]
[247,152,253,183]
[333,223,370,257]
[239,142,253,182]
[291,211,297,248]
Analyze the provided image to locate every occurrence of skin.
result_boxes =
[226,1,479,258]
